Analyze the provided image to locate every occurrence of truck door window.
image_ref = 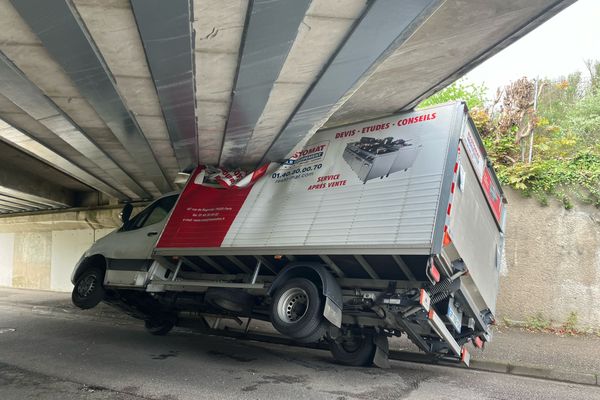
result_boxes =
[122,195,178,231]
[143,200,173,226]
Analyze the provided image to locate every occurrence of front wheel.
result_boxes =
[72,266,105,309]
[329,334,376,367]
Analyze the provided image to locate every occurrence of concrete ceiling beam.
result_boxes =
[70,0,180,191]
[260,0,443,165]
[0,161,74,210]
[130,0,198,172]
[0,193,46,210]
[218,0,312,168]
[0,51,150,200]
[0,200,31,212]
[399,0,577,111]
[0,119,127,200]
[325,0,578,127]
[10,0,172,193]
[240,0,367,167]
[193,0,249,166]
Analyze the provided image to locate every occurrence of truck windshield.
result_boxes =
[122,194,178,231]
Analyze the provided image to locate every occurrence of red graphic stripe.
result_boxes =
[156,167,252,248]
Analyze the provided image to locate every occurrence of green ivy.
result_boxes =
[488,152,600,207]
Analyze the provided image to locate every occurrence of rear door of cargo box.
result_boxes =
[445,118,506,314]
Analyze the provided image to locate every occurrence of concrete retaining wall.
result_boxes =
[0,228,113,291]
[0,206,140,292]
[497,188,600,328]
[0,192,599,327]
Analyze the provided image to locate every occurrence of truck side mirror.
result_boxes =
[120,203,133,224]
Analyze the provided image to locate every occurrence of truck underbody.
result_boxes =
[98,249,491,367]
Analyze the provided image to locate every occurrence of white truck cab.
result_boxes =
[70,193,178,307]
[94,194,178,262]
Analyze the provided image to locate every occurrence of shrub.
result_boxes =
[420,68,600,208]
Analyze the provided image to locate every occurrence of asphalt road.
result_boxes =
[0,303,599,400]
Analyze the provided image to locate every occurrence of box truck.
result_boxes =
[70,102,506,367]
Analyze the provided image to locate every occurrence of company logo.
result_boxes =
[284,140,329,166]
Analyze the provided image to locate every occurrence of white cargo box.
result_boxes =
[155,102,506,314]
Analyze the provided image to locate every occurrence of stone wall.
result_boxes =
[0,192,599,328]
[496,188,600,328]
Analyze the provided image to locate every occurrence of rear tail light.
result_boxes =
[428,263,440,283]
[461,347,471,367]
[443,230,452,247]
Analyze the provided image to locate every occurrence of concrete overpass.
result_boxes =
[0,0,575,215]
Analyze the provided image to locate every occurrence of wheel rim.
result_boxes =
[340,336,365,353]
[277,287,309,323]
[77,275,96,297]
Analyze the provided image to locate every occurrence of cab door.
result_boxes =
[99,194,178,272]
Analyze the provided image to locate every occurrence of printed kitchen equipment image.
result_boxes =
[343,136,419,183]
[389,139,421,175]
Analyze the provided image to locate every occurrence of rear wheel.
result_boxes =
[144,315,176,336]
[204,288,255,315]
[271,278,326,343]
[72,266,105,309]
[329,333,376,367]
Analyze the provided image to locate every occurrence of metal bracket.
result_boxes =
[250,259,261,284]
[426,309,461,356]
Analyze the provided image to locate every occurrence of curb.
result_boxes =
[506,363,597,386]
[188,328,600,387]
[4,300,599,387]
[387,351,599,387]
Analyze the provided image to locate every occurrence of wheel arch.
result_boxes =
[71,254,107,284]
[268,262,343,328]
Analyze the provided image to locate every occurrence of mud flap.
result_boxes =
[323,297,342,328]
[372,334,390,369]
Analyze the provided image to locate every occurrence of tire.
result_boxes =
[329,334,376,367]
[270,278,326,343]
[72,266,105,309]
[204,288,255,315]
[144,316,176,336]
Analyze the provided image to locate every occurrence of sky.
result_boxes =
[464,0,600,97]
